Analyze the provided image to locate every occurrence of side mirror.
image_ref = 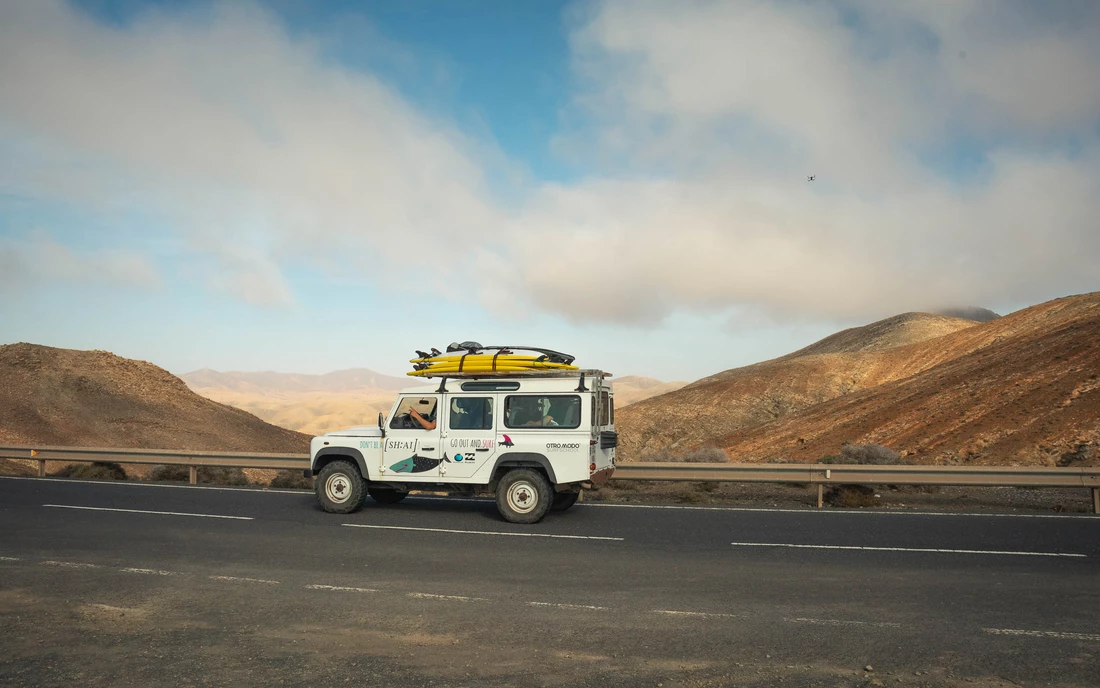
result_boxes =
[378,411,386,438]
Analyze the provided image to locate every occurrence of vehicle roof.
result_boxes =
[399,370,612,395]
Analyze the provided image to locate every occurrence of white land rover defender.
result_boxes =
[308,369,616,523]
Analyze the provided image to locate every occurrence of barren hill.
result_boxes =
[617,312,981,459]
[778,312,981,359]
[0,343,308,452]
[722,293,1100,466]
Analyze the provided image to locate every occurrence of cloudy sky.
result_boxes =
[1,0,1098,381]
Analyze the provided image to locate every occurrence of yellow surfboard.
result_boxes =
[408,362,578,377]
[409,354,549,364]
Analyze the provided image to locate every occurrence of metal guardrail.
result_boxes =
[2,445,1098,513]
[0,445,308,485]
[614,463,1100,512]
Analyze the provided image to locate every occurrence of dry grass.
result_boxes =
[823,485,879,508]
[50,462,128,481]
[149,464,248,485]
[270,470,313,489]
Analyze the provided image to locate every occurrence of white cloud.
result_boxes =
[0,232,160,290]
[1,0,1097,327]
[0,0,502,299]
[508,0,1100,323]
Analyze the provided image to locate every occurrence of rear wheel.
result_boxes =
[496,468,553,524]
[551,491,579,512]
[316,460,367,514]
[368,487,408,505]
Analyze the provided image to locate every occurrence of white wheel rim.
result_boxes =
[507,480,539,514]
[325,474,352,504]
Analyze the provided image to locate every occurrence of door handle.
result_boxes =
[422,447,436,451]
[476,448,490,452]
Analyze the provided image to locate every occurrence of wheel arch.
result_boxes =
[490,452,557,485]
[312,447,369,479]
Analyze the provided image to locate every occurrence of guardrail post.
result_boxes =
[1092,487,1099,515]
[38,459,46,477]
[817,484,823,508]
[189,466,197,485]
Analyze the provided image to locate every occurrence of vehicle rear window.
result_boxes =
[504,395,581,429]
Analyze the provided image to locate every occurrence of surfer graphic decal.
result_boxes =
[389,455,451,473]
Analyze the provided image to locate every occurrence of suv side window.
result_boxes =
[504,395,582,429]
[449,397,493,430]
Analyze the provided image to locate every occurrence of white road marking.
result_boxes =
[305,584,378,593]
[730,542,1086,558]
[342,523,623,541]
[786,617,903,629]
[209,575,279,584]
[585,501,1094,519]
[42,560,101,569]
[983,628,1100,641]
[527,602,609,611]
[653,610,748,619]
[119,567,177,576]
[0,556,20,561]
[408,592,487,602]
[44,504,253,520]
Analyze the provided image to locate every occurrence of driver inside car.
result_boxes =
[409,406,436,430]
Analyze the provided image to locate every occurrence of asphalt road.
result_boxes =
[1,476,1098,687]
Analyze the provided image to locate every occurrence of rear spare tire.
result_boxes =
[496,468,552,524]
[316,460,367,514]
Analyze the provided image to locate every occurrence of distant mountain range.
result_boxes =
[179,368,687,435]
[3,295,1093,470]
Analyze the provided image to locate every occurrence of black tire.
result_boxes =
[368,487,408,505]
[496,468,553,524]
[316,460,367,514]
[551,491,579,512]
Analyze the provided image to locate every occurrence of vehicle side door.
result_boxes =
[441,394,497,481]
[381,394,443,481]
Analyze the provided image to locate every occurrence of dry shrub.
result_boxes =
[51,461,128,481]
[677,491,708,504]
[270,470,313,489]
[819,443,905,465]
[640,447,729,463]
[824,485,878,508]
[149,464,249,486]
[1058,443,1094,467]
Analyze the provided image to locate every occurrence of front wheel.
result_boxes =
[496,468,553,524]
[551,491,580,512]
[316,460,367,514]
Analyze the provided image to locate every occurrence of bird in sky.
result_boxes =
[807,175,816,181]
